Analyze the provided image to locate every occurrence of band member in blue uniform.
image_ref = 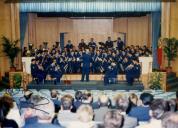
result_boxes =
[65,40,73,51]
[48,59,63,84]
[105,37,113,49]
[31,59,45,84]
[117,37,124,50]
[78,39,87,51]
[88,38,97,50]
[104,62,118,85]
[125,59,141,85]
[81,49,92,82]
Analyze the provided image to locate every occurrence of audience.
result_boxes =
[115,94,138,128]
[128,93,154,121]
[98,110,124,128]
[0,90,177,128]
[68,105,96,128]
[0,95,18,128]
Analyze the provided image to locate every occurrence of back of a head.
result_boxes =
[162,112,178,128]
[51,89,59,99]
[75,91,83,101]
[103,110,123,128]
[61,94,73,110]
[98,94,109,107]
[150,99,168,119]
[167,99,177,112]
[129,93,138,106]
[30,94,42,105]
[77,104,94,123]
[0,95,14,121]
[140,93,154,106]
[115,95,129,112]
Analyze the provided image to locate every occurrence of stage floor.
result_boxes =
[27,80,144,91]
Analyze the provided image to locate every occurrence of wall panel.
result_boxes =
[24,14,151,48]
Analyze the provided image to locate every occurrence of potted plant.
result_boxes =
[1,36,21,71]
[13,73,22,89]
[149,72,163,90]
[163,38,178,73]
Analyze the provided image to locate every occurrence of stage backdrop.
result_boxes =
[23,13,151,48]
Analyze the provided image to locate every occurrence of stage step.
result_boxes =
[28,80,144,91]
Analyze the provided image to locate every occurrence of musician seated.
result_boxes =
[125,59,141,85]
[88,38,97,49]
[104,62,118,85]
[78,39,87,51]
[48,59,63,85]
[105,36,113,49]
[30,59,46,84]
[65,40,73,51]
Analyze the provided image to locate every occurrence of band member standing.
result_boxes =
[81,49,92,82]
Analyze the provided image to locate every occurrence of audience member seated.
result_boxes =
[50,90,61,113]
[19,90,33,109]
[57,94,78,127]
[22,108,60,128]
[82,91,99,109]
[115,94,138,128]
[24,94,55,123]
[98,110,124,128]
[94,94,111,122]
[161,112,178,128]
[128,92,154,121]
[73,91,83,110]
[67,105,96,128]
[137,99,168,128]
[0,95,18,128]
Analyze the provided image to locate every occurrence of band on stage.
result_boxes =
[27,37,151,85]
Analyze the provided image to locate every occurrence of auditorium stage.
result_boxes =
[27,80,144,91]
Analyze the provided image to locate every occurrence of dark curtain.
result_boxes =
[20,12,28,48]
[151,11,161,69]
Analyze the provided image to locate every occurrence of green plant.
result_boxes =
[149,72,163,90]
[13,74,22,89]
[1,36,21,67]
[163,38,178,67]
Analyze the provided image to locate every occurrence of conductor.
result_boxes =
[81,49,92,82]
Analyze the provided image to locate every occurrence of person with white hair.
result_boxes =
[67,104,96,128]
[94,94,111,122]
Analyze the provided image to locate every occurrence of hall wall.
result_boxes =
[24,14,151,49]
[0,1,20,76]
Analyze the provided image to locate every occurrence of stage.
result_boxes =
[27,80,144,91]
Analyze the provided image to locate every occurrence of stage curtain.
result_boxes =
[152,11,161,69]
[20,0,161,13]
[20,12,28,48]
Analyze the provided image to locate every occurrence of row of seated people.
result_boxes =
[23,37,151,58]
[0,90,178,128]
[30,44,144,84]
